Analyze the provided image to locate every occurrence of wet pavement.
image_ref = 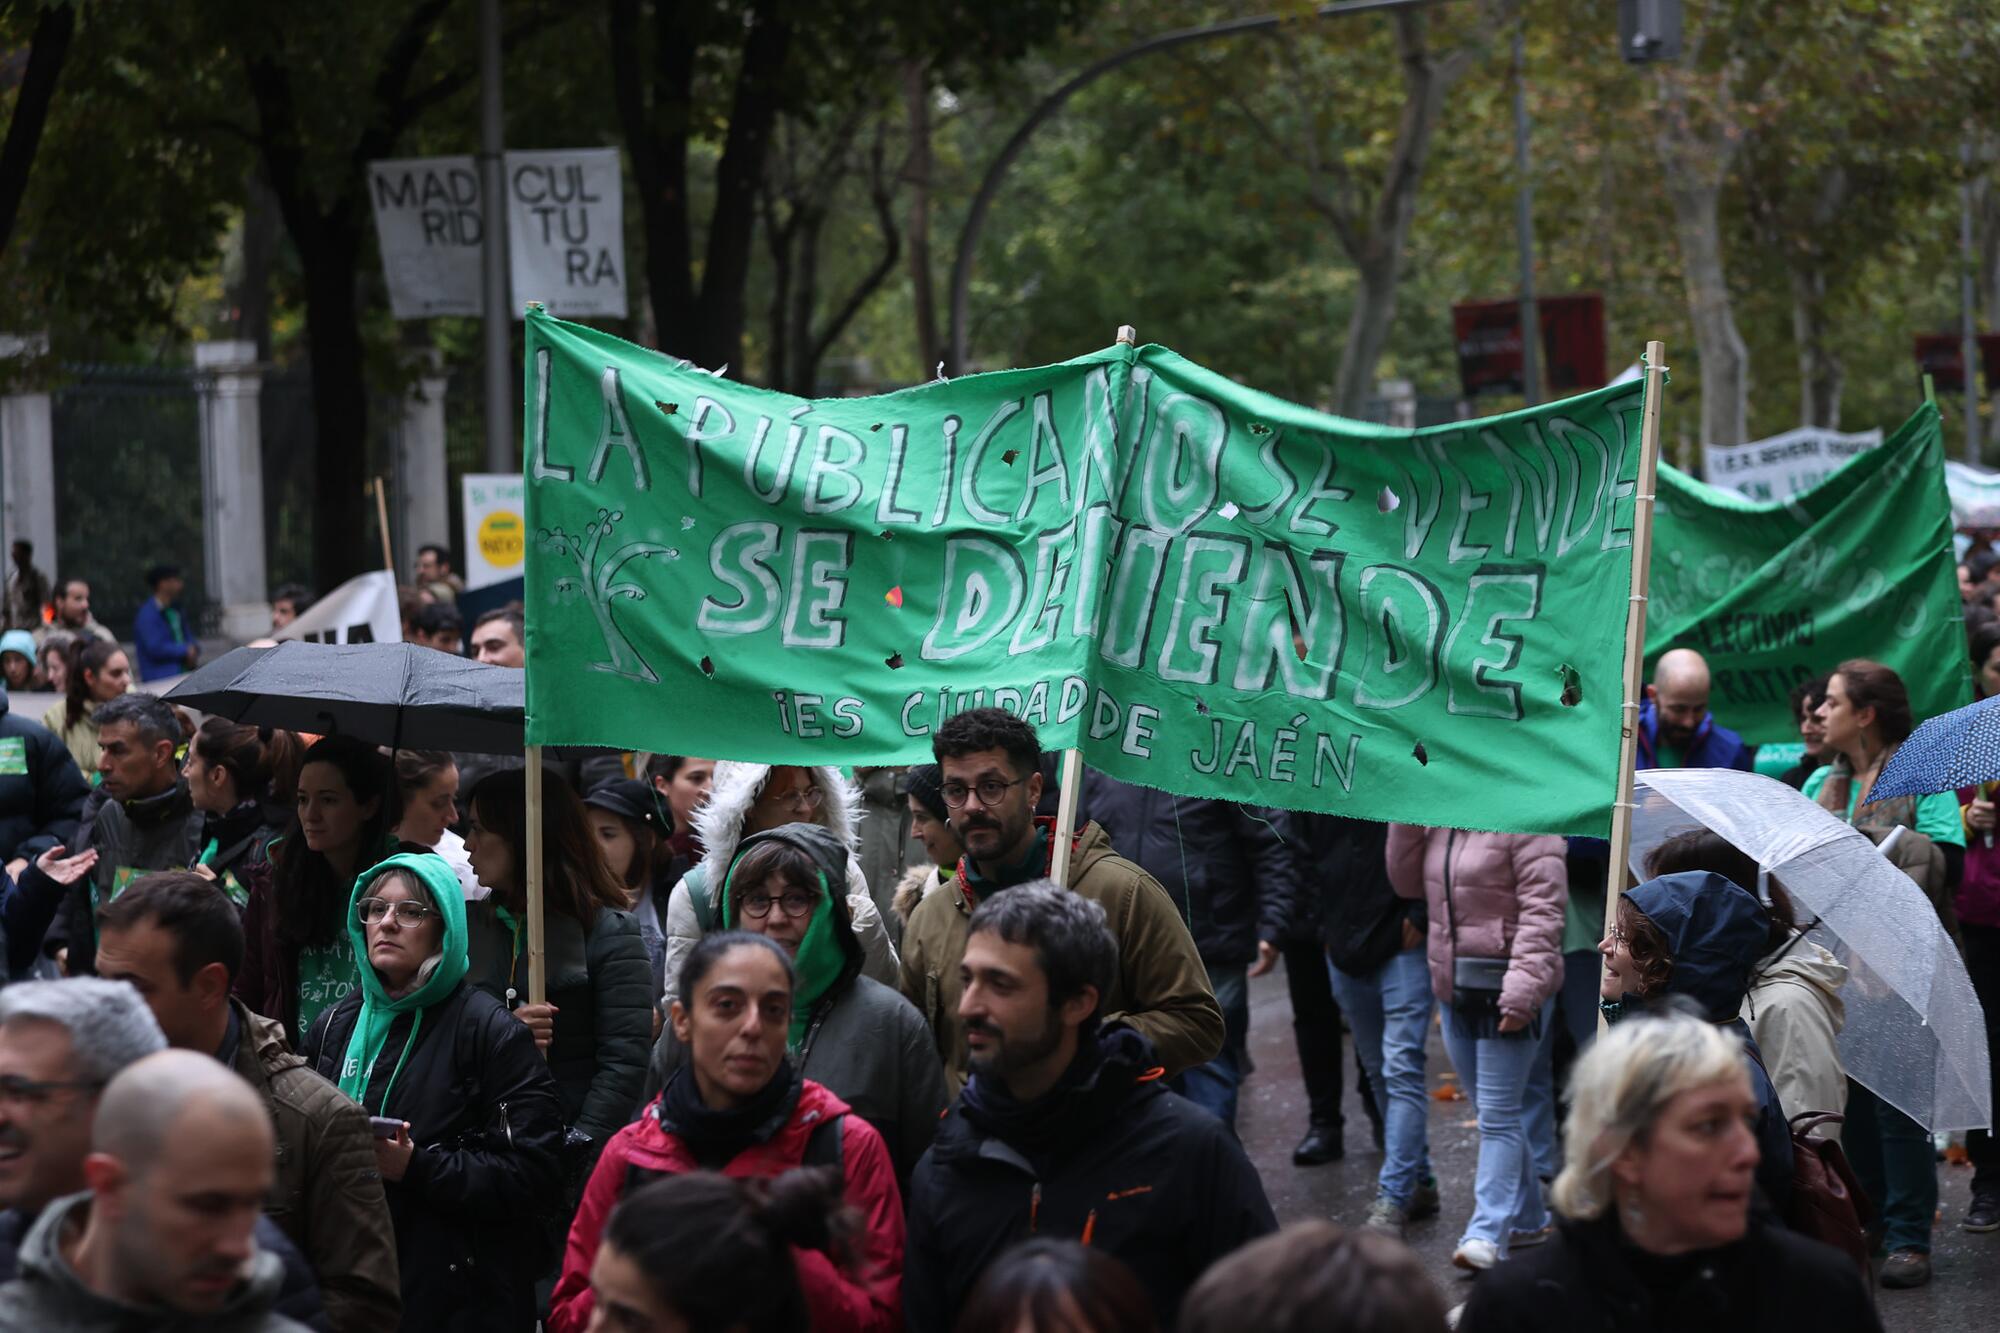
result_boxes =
[1236,964,2000,1332]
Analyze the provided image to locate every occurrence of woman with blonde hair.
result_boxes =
[1458,1012,1879,1333]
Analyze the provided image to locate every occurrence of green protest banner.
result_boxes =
[523,312,1647,836]
[1647,403,1967,745]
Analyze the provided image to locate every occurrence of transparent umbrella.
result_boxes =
[1627,767,1990,1133]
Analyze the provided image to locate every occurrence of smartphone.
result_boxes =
[368,1116,405,1140]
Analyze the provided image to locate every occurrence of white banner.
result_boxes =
[1947,460,2000,529]
[368,149,627,321]
[461,473,528,590]
[273,571,402,646]
[368,156,483,319]
[505,148,627,318]
[1701,426,1883,501]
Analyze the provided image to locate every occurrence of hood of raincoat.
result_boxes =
[692,762,861,892]
[1750,935,1849,1026]
[336,851,469,1102]
[1622,870,1769,1022]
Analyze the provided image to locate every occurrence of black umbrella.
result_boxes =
[163,641,524,754]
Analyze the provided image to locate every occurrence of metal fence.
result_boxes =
[51,367,207,640]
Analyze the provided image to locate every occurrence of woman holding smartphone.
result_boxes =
[302,851,564,1332]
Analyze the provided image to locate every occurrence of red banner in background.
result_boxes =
[1914,332,2000,394]
[1452,293,1607,399]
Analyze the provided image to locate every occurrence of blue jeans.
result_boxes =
[1558,948,1602,1056]
[1173,967,1248,1130]
[1440,998,1556,1249]
[1846,1080,1936,1254]
[1329,947,1434,1207]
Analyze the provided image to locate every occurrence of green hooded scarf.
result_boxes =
[337,851,470,1111]
[719,823,858,1048]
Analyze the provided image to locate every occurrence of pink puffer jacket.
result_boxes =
[1386,824,1568,1024]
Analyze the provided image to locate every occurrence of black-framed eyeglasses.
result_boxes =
[358,897,439,927]
[0,1074,105,1107]
[939,777,1025,809]
[740,889,819,920]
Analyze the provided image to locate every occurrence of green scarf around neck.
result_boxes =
[721,859,850,1048]
[336,851,469,1111]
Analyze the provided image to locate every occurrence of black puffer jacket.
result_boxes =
[303,979,565,1333]
[68,778,204,975]
[464,902,654,1152]
[1295,814,1426,976]
[1076,773,1299,967]
[0,689,87,864]
[1457,1212,1882,1333]
[904,1028,1276,1331]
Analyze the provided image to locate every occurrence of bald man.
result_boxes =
[0,1051,310,1331]
[1641,648,1755,772]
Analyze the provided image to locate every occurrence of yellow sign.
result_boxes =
[477,511,526,568]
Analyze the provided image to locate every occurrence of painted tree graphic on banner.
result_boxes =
[538,508,675,681]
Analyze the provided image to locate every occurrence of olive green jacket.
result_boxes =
[897,819,1224,1091]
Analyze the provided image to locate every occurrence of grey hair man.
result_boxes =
[903,883,1276,1332]
[0,1050,308,1330]
[0,980,323,1327]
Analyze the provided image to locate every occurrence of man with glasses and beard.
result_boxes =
[903,885,1274,1331]
[898,708,1222,1090]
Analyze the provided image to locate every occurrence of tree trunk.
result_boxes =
[903,62,937,372]
[0,0,77,259]
[610,0,697,357]
[297,226,372,587]
[691,0,791,372]
[231,170,283,358]
[1333,251,1400,416]
[1666,176,1750,446]
[785,208,823,395]
[1321,8,1489,415]
[1788,259,1842,429]
[1655,63,1749,448]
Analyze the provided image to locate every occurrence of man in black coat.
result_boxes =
[0,684,87,877]
[904,883,1276,1332]
[1075,773,1299,1132]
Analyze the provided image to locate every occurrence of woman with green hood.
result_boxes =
[301,851,565,1332]
[643,822,948,1183]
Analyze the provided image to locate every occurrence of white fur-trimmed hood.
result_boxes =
[690,762,863,890]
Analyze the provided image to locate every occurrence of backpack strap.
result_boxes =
[688,868,715,932]
[802,1112,846,1173]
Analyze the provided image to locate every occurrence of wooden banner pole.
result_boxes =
[1601,341,1668,1030]
[373,477,395,574]
[1051,322,1138,888]
[525,745,548,1006]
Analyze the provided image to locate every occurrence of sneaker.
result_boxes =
[1879,1248,1932,1289]
[1362,1196,1408,1238]
[1408,1176,1441,1222]
[1508,1223,1555,1249]
[1452,1239,1499,1273]
[1964,1190,2000,1233]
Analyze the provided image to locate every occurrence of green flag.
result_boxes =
[1647,403,1967,746]
[524,313,1647,836]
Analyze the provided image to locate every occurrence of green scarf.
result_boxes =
[721,861,849,1049]
[336,852,469,1111]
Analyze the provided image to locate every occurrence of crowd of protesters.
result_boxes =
[0,535,1989,1332]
